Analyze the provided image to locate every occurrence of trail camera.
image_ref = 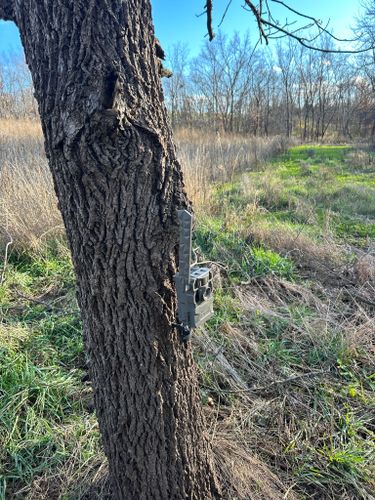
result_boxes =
[174,210,214,340]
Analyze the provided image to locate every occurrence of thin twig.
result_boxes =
[218,0,233,28]
[0,230,13,286]
[244,0,269,44]
[203,370,331,394]
[250,14,370,53]
[270,0,362,43]
[14,289,61,311]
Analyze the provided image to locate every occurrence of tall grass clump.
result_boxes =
[175,128,294,205]
[0,119,293,250]
[0,119,63,252]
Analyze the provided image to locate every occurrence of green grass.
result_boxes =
[194,214,295,282]
[193,144,375,498]
[1,144,374,499]
[0,249,103,499]
[250,145,375,247]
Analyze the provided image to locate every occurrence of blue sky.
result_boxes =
[0,1,365,59]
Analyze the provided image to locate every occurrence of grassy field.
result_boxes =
[194,144,374,498]
[0,123,374,499]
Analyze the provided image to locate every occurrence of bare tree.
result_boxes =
[356,0,375,137]
[0,53,36,118]
[190,31,255,132]
[163,42,190,128]
[190,34,226,130]
[275,40,297,137]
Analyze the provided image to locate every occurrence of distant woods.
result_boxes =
[163,30,375,140]
[163,0,375,142]
[2,10,375,141]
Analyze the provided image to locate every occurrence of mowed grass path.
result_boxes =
[0,145,374,499]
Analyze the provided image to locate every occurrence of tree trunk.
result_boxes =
[1,1,220,498]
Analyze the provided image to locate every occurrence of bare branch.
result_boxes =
[264,0,282,28]
[244,0,268,44]
[258,17,370,53]
[208,0,372,53]
[270,0,325,26]
[218,0,233,28]
[270,0,363,43]
[205,0,215,41]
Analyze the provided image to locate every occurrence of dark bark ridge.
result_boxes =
[0,0,14,20]
[3,1,220,498]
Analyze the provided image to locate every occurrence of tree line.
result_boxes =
[2,34,375,142]
[163,31,375,140]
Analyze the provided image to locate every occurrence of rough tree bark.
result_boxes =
[0,1,220,498]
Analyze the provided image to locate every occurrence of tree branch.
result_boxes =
[0,0,15,22]
[244,0,268,44]
[205,0,215,41]
[206,0,373,54]
[256,16,371,53]
[269,0,363,43]
[218,0,233,28]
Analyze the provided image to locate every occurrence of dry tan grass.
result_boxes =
[0,118,42,139]
[0,119,63,251]
[345,149,374,172]
[176,128,293,206]
[194,273,375,499]
[0,162,63,251]
[248,221,345,278]
[0,166,64,248]
[212,429,296,499]
[16,427,107,500]
[0,120,292,250]
[353,254,375,284]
